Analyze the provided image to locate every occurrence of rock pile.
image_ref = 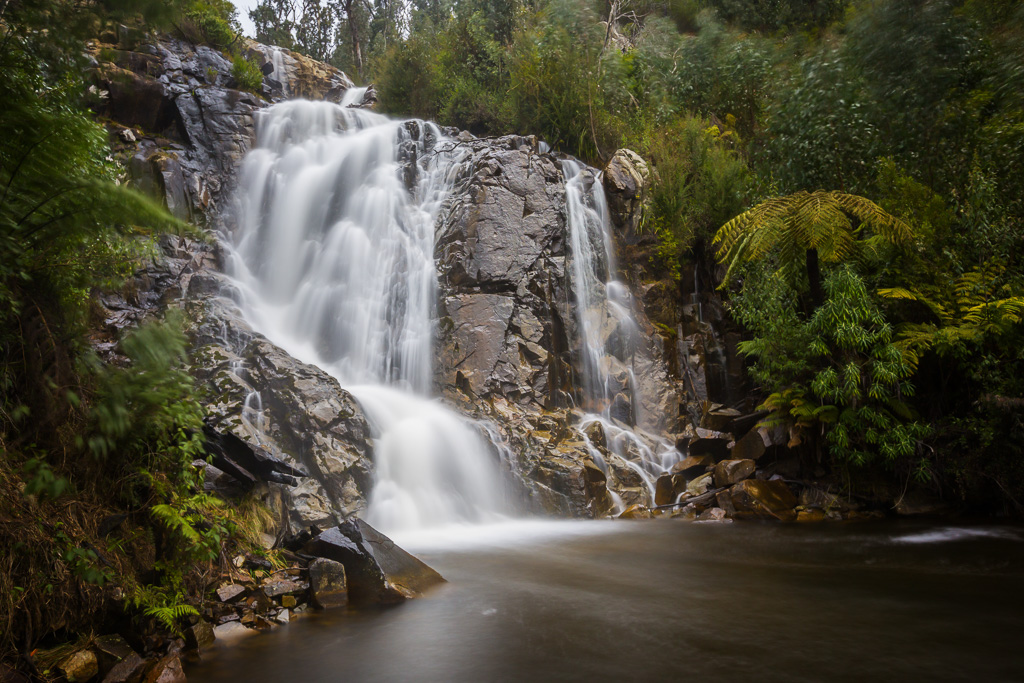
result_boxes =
[622,405,883,523]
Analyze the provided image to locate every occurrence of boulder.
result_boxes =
[216,583,246,602]
[308,557,349,609]
[704,407,741,432]
[305,520,445,603]
[184,620,215,651]
[602,149,650,236]
[93,634,136,673]
[654,473,676,506]
[687,431,731,462]
[670,455,711,478]
[728,480,797,521]
[261,578,306,597]
[730,429,767,461]
[101,653,145,683]
[697,507,729,522]
[686,472,713,497]
[713,459,755,488]
[618,504,654,519]
[142,655,184,683]
[59,651,98,683]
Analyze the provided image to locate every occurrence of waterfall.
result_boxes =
[562,161,680,498]
[225,94,508,534]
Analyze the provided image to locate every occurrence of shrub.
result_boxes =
[231,53,264,93]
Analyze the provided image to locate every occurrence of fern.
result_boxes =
[145,603,200,632]
[714,189,915,288]
[879,261,1024,369]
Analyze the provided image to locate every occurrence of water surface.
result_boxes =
[189,520,1024,682]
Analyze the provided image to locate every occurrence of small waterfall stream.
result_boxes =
[225,92,508,534]
[562,161,680,502]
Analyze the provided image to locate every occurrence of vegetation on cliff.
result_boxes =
[0,0,274,671]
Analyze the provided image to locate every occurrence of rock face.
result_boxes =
[94,35,690,525]
[189,295,375,529]
[305,520,445,603]
[602,148,650,237]
[431,136,684,515]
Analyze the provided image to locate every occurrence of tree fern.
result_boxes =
[715,190,915,304]
[879,261,1024,369]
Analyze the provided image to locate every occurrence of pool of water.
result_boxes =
[187,519,1024,682]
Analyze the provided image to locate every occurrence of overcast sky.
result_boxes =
[231,0,259,38]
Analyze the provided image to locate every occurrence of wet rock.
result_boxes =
[308,558,349,609]
[797,509,829,522]
[261,578,306,597]
[281,595,298,609]
[93,634,135,673]
[59,650,98,683]
[582,420,606,449]
[216,583,246,602]
[602,149,650,236]
[703,407,741,432]
[697,507,730,522]
[655,473,677,507]
[728,480,798,521]
[686,472,713,497]
[894,491,949,516]
[142,655,184,683]
[212,621,253,641]
[101,653,145,683]
[687,430,731,462]
[305,520,445,603]
[799,487,856,512]
[191,298,374,529]
[731,429,767,461]
[618,504,654,519]
[713,459,755,488]
[670,455,711,479]
[184,620,215,650]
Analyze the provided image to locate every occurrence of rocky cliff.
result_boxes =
[92,31,709,528]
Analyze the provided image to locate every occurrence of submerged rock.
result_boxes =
[308,558,349,609]
[305,520,445,603]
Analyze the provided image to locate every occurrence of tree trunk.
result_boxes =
[806,248,823,309]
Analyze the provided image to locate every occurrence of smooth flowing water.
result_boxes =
[225,94,508,533]
[562,161,680,498]
[188,521,1024,682]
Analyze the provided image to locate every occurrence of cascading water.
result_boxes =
[225,90,509,534]
[562,161,680,502]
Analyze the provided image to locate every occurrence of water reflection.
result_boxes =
[189,521,1024,682]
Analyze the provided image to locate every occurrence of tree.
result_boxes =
[714,189,913,306]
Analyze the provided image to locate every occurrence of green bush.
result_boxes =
[231,53,264,93]
[182,0,239,48]
[642,115,750,275]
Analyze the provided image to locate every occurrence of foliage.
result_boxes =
[879,261,1024,370]
[641,115,750,271]
[735,267,924,470]
[182,0,241,48]
[232,53,265,93]
[714,189,914,298]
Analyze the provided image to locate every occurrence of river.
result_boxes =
[188,519,1024,682]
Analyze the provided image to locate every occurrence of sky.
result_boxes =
[231,0,259,38]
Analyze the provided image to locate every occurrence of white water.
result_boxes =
[562,161,680,498]
[225,93,509,535]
